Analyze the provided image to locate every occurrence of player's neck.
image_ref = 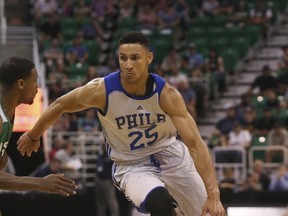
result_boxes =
[0,89,18,118]
[121,73,149,96]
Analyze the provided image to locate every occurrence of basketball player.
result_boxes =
[0,57,76,196]
[17,32,226,215]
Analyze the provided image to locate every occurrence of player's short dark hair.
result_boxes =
[119,31,150,50]
[0,56,35,88]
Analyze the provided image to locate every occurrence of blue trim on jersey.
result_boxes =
[102,71,167,116]
[111,164,121,190]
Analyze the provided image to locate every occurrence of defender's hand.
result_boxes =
[38,174,77,196]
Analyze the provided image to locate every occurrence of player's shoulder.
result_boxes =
[162,82,181,99]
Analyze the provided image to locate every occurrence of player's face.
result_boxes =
[118,43,153,83]
[21,68,38,105]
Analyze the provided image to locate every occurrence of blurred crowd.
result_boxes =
[28,0,288,207]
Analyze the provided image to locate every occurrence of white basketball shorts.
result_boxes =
[112,140,207,216]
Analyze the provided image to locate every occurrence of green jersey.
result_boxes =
[0,103,13,157]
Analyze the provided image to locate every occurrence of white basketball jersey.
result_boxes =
[98,71,177,164]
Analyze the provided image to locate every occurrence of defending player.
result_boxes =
[0,57,77,196]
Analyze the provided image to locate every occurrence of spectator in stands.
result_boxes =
[241,106,257,135]
[34,0,58,21]
[119,0,135,21]
[217,121,251,163]
[265,89,280,110]
[269,164,288,192]
[94,144,120,216]
[255,107,276,136]
[171,0,191,29]
[278,45,288,76]
[247,65,278,96]
[58,0,74,17]
[53,113,72,132]
[218,0,234,15]
[216,102,243,135]
[82,65,100,85]
[202,0,220,16]
[137,4,158,30]
[227,121,252,149]
[157,1,181,29]
[177,75,197,119]
[43,38,64,73]
[65,34,89,65]
[82,15,105,41]
[248,0,273,26]
[49,135,65,160]
[205,48,226,96]
[77,108,101,134]
[39,13,62,43]
[33,158,62,177]
[74,0,91,19]
[219,167,237,193]
[48,79,67,103]
[186,43,204,77]
[235,93,254,119]
[252,159,271,191]
[91,0,108,22]
[266,122,288,162]
[161,48,182,74]
[47,63,69,89]
[241,172,263,192]
[167,65,187,88]
[54,141,82,183]
[97,56,119,77]
[227,0,248,27]
[208,129,226,149]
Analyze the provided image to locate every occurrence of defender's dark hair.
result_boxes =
[0,57,35,88]
[119,31,150,50]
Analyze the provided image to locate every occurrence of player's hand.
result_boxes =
[0,151,8,170]
[16,132,40,157]
[201,196,226,216]
[38,174,77,196]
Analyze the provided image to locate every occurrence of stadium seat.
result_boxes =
[209,37,230,53]
[220,48,239,74]
[152,39,172,63]
[250,135,268,161]
[84,41,100,65]
[69,62,89,81]
[243,25,263,46]
[186,27,206,39]
[61,17,78,29]
[211,14,229,26]
[230,36,250,58]
[206,26,226,40]
[191,15,211,28]
[62,28,78,40]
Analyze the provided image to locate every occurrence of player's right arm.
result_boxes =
[17,78,106,156]
[0,171,77,196]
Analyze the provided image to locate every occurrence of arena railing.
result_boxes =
[51,131,105,188]
[0,0,7,45]
[212,146,247,184]
[248,145,288,173]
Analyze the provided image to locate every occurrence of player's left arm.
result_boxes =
[160,83,226,216]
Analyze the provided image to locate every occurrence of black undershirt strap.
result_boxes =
[145,74,155,96]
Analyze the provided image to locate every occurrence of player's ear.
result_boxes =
[147,51,153,64]
[17,79,24,90]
